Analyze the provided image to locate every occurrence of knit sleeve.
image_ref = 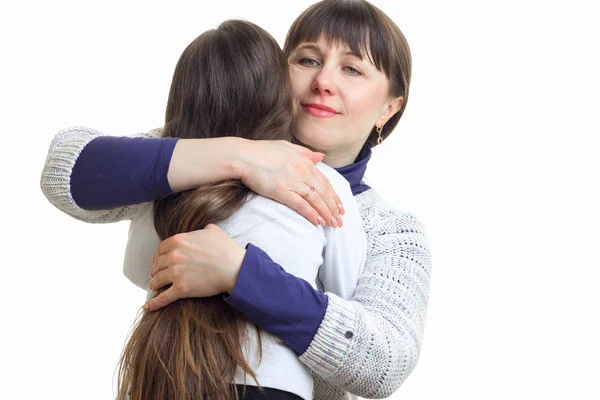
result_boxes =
[298,191,432,398]
[40,126,170,223]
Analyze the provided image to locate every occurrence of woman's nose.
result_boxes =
[311,66,337,96]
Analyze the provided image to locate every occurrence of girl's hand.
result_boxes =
[237,140,345,227]
[143,224,245,312]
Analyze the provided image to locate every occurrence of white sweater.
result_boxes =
[41,126,432,399]
[123,164,367,400]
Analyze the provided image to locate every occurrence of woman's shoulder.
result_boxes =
[354,188,410,215]
[144,127,164,138]
[355,188,427,234]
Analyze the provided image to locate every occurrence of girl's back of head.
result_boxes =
[117,20,291,400]
[165,19,293,142]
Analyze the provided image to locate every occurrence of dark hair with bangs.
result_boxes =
[283,0,411,147]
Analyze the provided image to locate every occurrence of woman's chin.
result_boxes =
[294,131,336,153]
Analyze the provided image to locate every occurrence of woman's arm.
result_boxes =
[145,190,431,398]
[299,191,431,398]
[40,126,343,225]
[40,126,245,222]
[40,126,166,223]
[230,198,430,398]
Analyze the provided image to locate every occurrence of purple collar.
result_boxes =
[334,144,372,195]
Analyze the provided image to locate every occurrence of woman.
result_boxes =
[40,1,431,399]
[117,18,366,400]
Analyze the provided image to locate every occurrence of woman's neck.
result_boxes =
[322,143,364,168]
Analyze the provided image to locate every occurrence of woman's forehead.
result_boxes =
[294,35,375,63]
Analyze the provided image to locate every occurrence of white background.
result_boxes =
[2,0,599,399]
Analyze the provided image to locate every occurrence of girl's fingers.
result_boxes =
[143,287,178,312]
[150,253,171,277]
[148,268,173,292]
[154,235,176,260]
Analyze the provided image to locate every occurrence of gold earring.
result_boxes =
[376,125,383,145]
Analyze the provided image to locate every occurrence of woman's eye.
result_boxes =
[299,58,319,67]
[344,66,362,76]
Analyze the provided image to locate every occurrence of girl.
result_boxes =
[114,19,365,400]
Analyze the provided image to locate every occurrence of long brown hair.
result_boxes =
[117,19,293,400]
[283,0,412,147]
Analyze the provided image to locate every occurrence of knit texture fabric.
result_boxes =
[40,126,162,223]
[301,189,431,399]
[40,127,432,399]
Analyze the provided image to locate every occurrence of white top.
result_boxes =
[122,162,367,400]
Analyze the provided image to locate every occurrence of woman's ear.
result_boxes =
[376,96,403,126]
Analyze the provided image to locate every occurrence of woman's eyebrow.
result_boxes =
[294,43,368,63]
[343,50,364,60]
[294,43,321,53]
[296,44,361,57]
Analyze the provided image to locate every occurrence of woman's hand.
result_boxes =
[143,224,245,312]
[236,140,345,227]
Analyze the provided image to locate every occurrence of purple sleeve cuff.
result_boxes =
[71,136,179,209]
[224,243,328,355]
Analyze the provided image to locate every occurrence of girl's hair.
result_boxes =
[117,19,293,400]
[283,0,412,147]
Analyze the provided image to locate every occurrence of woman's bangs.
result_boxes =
[285,3,390,75]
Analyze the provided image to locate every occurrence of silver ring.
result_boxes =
[305,186,315,198]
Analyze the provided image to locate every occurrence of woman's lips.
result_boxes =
[302,103,338,118]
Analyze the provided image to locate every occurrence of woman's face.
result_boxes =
[288,35,402,166]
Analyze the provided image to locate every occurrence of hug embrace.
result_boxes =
[41,1,432,399]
